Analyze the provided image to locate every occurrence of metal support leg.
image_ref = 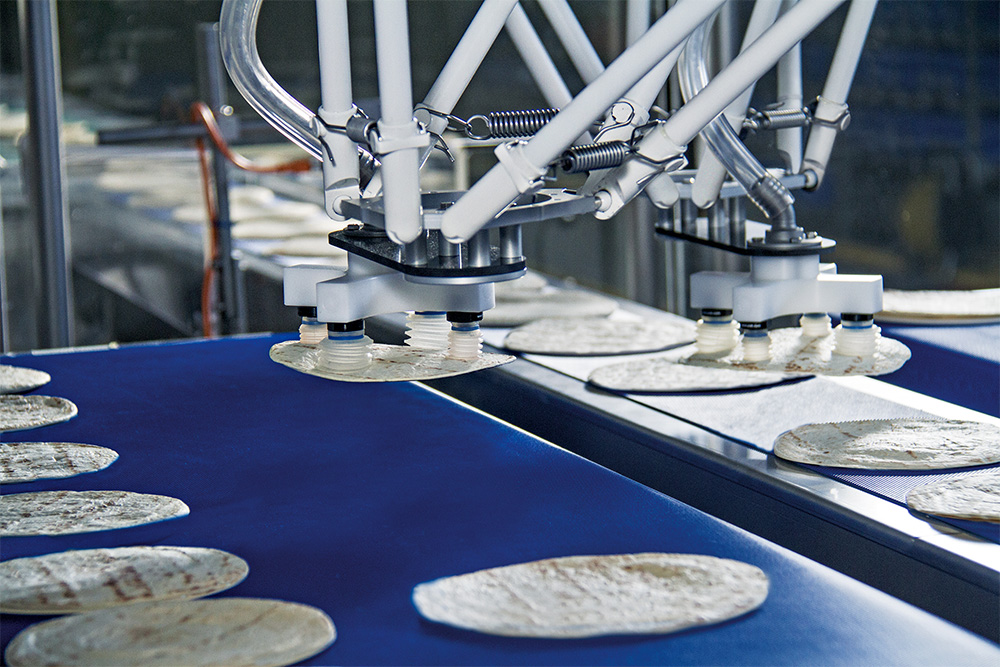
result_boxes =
[18,0,73,349]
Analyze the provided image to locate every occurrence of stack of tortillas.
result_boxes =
[270,340,513,383]
[775,419,1000,525]
[3,598,336,667]
[262,235,350,259]
[413,553,768,638]
[879,288,1000,324]
[171,198,323,225]
[683,327,910,377]
[773,419,1000,470]
[906,471,1000,524]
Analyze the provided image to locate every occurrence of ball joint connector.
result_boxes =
[834,313,879,357]
[695,309,740,354]
[447,312,483,361]
[404,311,450,351]
[317,320,373,372]
[740,321,771,362]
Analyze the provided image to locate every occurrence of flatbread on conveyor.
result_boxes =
[683,327,910,377]
[503,317,696,356]
[128,184,271,210]
[879,288,1000,324]
[0,546,249,614]
[494,270,548,297]
[773,419,1000,470]
[482,290,618,328]
[96,170,198,194]
[172,200,323,224]
[0,395,77,432]
[589,357,796,393]
[3,598,336,667]
[1,442,118,485]
[412,553,768,638]
[0,365,51,394]
[906,471,1000,523]
[270,341,513,383]
[232,217,338,240]
[262,235,350,259]
[0,490,190,536]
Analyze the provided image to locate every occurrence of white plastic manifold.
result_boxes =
[695,315,740,354]
[404,312,450,350]
[298,317,328,345]
[799,313,832,337]
[448,323,483,360]
[834,319,879,357]
[742,331,772,362]
[317,329,373,371]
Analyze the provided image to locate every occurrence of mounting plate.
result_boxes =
[329,227,525,285]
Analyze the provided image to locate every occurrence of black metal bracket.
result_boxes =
[328,227,525,281]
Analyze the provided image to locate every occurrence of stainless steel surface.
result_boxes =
[422,293,1000,640]
[499,224,523,261]
[468,230,492,267]
[0,186,8,352]
[19,0,73,348]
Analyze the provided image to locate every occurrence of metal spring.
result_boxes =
[559,141,630,173]
[473,109,558,140]
[744,107,811,132]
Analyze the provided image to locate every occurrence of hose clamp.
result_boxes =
[494,141,546,193]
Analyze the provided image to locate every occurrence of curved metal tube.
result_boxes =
[677,16,797,232]
[219,0,322,160]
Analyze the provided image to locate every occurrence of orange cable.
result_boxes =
[189,101,316,337]
[189,101,314,173]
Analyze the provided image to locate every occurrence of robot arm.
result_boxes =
[220,0,883,371]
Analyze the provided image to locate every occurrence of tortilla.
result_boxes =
[906,471,1000,523]
[683,327,910,377]
[262,235,350,259]
[412,553,768,638]
[232,217,337,240]
[0,546,249,614]
[127,189,200,209]
[0,365,51,394]
[0,490,190,536]
[0,395,77,432]
[589,357,795,393]
[503,317,696,356]
[773,419,1000,470]
[1,442,119,485]
[879,288,1000,324]
[172,200,323,224]
[270,340,513,383]
[96,170,198,194]
[494,271,548,297]
[3,598,336,667]
[228,185,278,207]
[483,290,618,328]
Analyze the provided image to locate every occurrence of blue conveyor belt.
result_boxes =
[880,323,1000,417]
[1,335,997,665]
